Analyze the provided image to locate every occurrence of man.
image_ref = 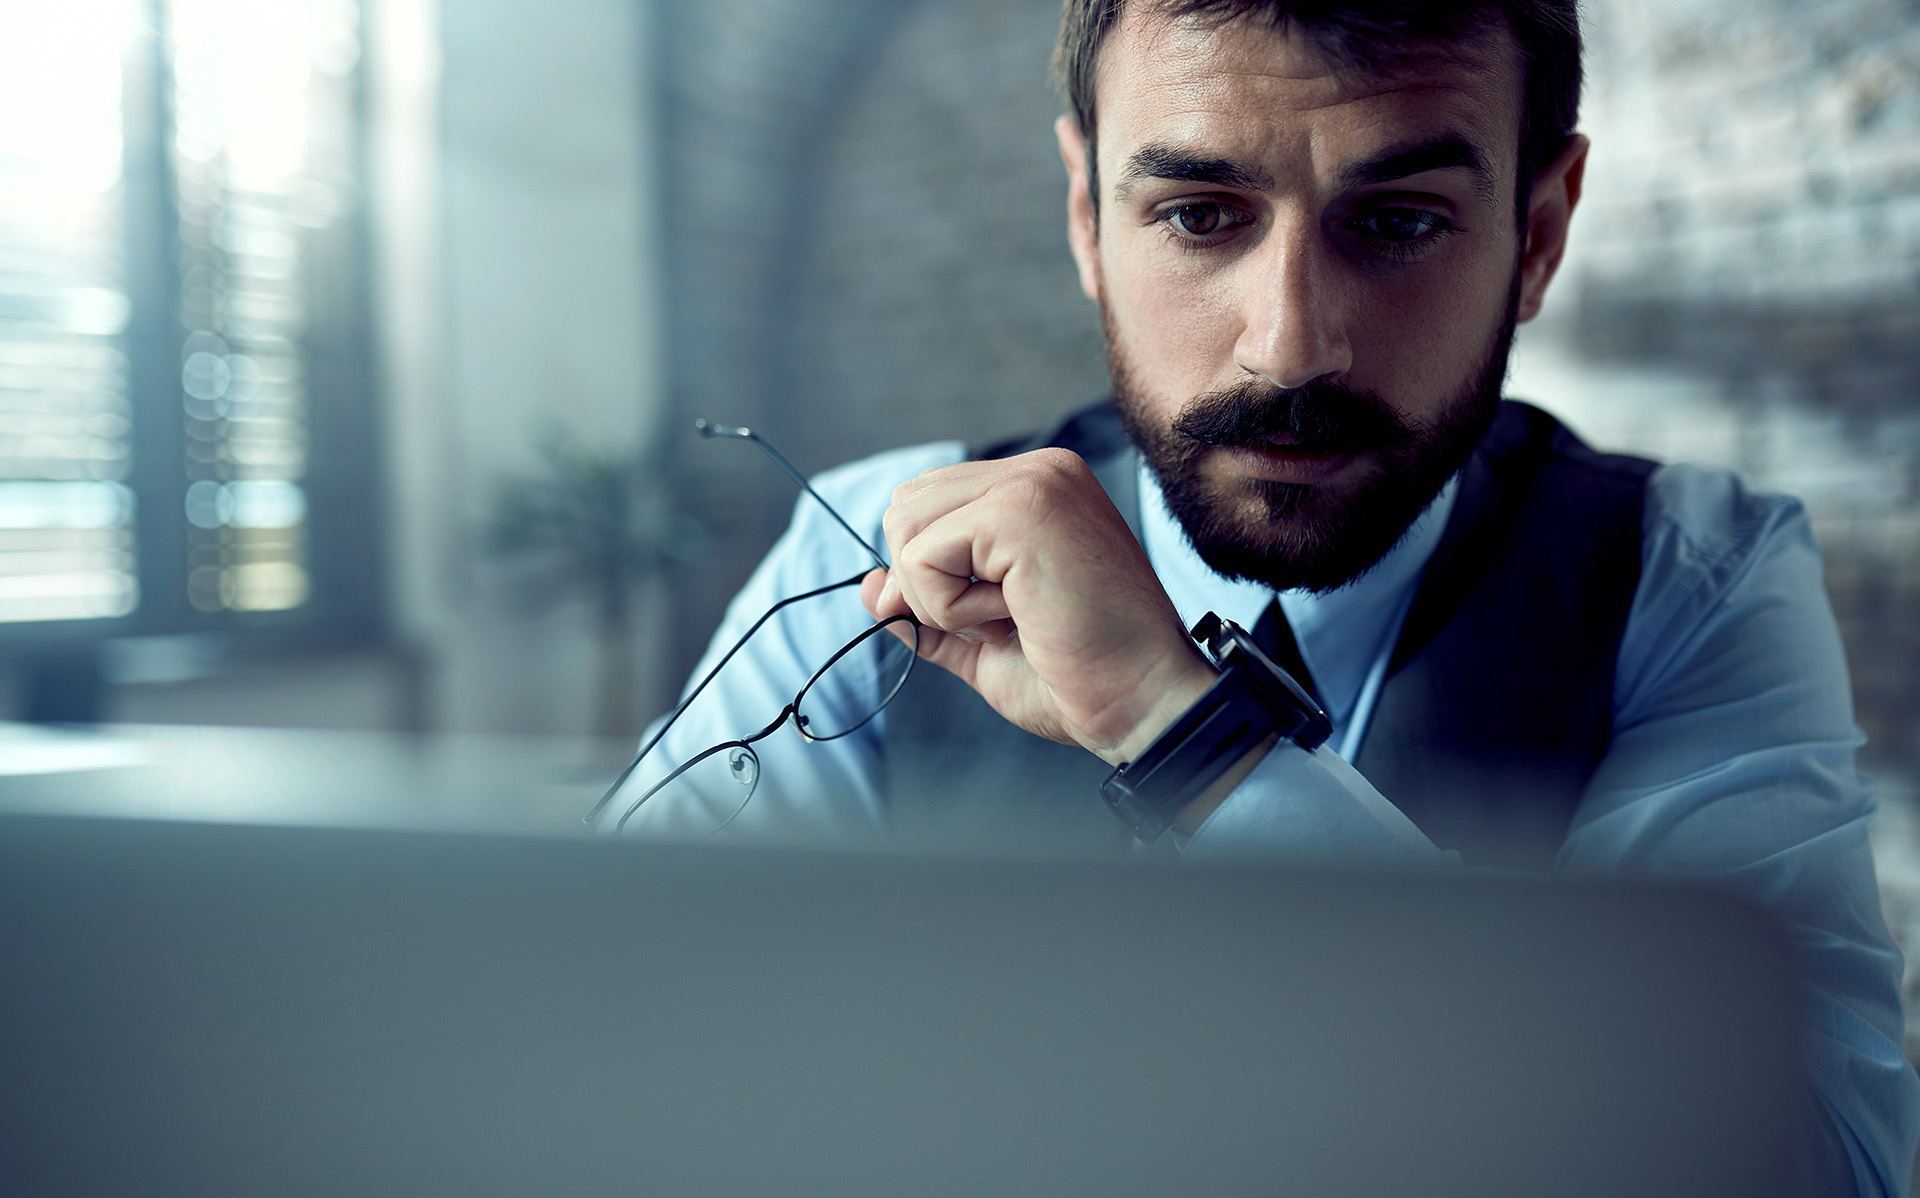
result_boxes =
[614,1,1917,1190]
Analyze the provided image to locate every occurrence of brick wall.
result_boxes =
[1517,0,1920,775]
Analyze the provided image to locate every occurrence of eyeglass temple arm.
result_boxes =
[696,419,889,570]
[580,570,872,827]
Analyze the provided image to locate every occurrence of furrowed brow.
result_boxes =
[1338,134,1497,203]
[1113,143,1275,200]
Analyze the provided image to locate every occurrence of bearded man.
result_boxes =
[609,1,1917,1190]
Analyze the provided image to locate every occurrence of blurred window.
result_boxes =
[0,0,373,634]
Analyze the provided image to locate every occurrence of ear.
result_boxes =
[1056,114,1102,304]
[1514,133,1588,323]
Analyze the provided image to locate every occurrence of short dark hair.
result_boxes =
[1051,0,1583,224]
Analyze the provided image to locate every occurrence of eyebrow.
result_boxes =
[1113,144,1275,198]
[1112,132,1498,204]
[1338,134,1497,203]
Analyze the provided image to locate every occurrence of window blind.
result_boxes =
[0,0,142,624]
[0,0,361,627]
[168,0,359,614]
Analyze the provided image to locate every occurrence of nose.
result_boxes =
[1234,220,1352,389]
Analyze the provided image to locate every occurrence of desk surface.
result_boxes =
[0,721,613,836]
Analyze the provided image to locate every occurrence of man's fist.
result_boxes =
[860,447,1217,767]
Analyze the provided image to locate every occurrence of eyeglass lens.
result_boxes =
[620,742,762,835]
[793,615,918,741]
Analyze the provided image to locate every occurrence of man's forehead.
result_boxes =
[1095,8,1522,179]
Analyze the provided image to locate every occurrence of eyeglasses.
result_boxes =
[581,420,920,836]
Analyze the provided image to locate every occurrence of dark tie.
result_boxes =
[1251,597,1319,704]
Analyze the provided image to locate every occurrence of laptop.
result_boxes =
[0,814,1800,1196]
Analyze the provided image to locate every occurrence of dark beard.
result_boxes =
[1108,281,1518,593]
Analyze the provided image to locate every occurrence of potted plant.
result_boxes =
[486,427,706,745]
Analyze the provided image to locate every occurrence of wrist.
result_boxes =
[1099,654,1219,768]
[1097,613,1332,845]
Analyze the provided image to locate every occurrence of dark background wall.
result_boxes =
[657,0,1105,696]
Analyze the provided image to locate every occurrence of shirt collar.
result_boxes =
[1139,459,1459,726]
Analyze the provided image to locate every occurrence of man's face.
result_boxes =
[1061,10,1563,591]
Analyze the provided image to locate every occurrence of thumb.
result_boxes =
[860,567,899,621]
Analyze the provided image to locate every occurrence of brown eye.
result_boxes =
[1169,203,1225,237]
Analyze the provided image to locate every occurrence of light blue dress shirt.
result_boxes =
[615,436,1918,1195]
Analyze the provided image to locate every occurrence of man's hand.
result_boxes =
[859,447,1217,767]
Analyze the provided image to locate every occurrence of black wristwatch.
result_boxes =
[1100,612,1332,843]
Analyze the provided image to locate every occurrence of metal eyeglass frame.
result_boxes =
[581,419,919,835]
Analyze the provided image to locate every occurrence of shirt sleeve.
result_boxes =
[1561,465,1918,1197]
[1182,463,1917,1195]
[602,439,965,843]
[1180,742,1451,862]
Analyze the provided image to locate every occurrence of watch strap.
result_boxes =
[1100,614,1332,844]
[1099,664,1277,842]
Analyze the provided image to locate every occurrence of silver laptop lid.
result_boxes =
[0,815,1799,1197]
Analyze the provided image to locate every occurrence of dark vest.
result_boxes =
[882,400,1657,869]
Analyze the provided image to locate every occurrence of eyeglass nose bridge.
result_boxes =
[609,613,919,832]
[612,737,763,834]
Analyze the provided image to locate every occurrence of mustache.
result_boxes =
[1171,378,1416,456]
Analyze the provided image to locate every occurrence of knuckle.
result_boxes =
[1000,448,1089,506]
[1001,474,1046,514]
[895,537,927,573]
[1025,446,1087,480]
[996,455,1073,512]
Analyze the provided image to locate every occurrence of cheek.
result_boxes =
[1349,244,1517,412]
[1100,238,1243,394]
